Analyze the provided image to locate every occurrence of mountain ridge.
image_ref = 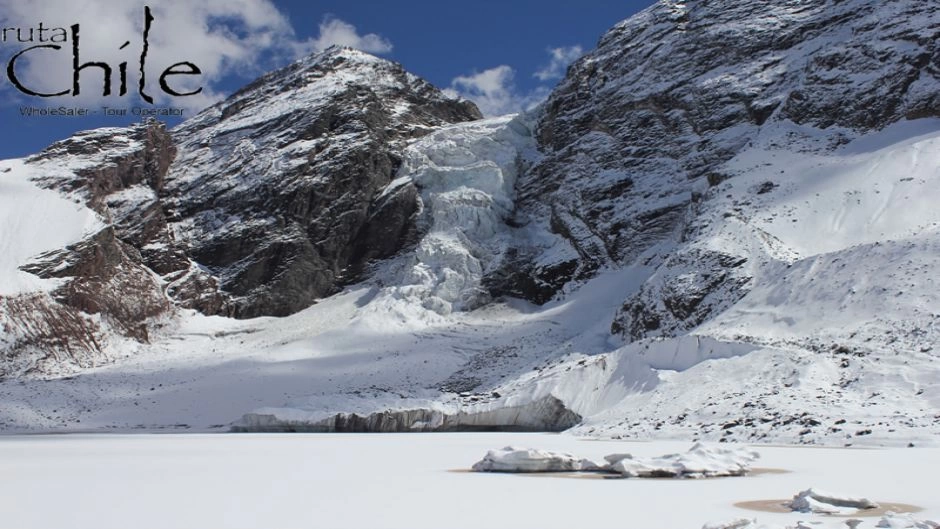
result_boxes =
[1,2,938,445]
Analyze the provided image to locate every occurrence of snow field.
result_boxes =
[0,434,936,529]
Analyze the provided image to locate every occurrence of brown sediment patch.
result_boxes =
[734,499,923,517]
[748,467,791,476]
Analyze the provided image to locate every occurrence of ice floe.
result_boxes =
[471,446,600,472]
[787,488,879,514]
[472,442,759,478]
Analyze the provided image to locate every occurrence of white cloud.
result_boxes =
[444,66,549,117]
[299,16,393,55]
[444,45,585,117]
[534,45,583,81]
[0,1,393,113]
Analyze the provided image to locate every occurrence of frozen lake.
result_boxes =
[0,433,937,529]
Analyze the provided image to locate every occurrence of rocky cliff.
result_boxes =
[502,0,939,330]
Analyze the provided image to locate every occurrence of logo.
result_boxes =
[3,6,202,103]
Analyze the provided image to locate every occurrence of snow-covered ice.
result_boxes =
[0,434,936,529]
[787,488,879,514]
[374,114,536,315]
[471,442,759,477]
[471,446,599,472]
[609,442,760,478]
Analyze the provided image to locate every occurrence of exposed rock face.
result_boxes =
[611,249,751,342]
[233,395,581,433]
[506,0,940,316]
[21,228,169,343]
[162,47,482,318]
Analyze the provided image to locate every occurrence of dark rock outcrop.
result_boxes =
[2,122,176,376]
[610,250,751,342]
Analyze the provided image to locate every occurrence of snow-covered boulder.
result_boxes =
[609,443,759,478]
[471,446,600,473]
[787,488,879,514]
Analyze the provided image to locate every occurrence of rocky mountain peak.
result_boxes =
[159,48,481,318]
[187,46,481,138]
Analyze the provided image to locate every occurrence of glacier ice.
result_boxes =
[381,115,535,315]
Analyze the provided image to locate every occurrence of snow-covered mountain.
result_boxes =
[1,0,938,445]
[0,47,480,376]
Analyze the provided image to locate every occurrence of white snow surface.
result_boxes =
[0,159,103,295]
[0,434,936,529]
[719,119,940,258]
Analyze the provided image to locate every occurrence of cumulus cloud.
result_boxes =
[299,16,393,55]
[534,45,583,81]
[444,66,549,117]
[444,46,584,117]
[0,0,393,112]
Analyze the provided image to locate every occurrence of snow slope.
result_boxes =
[716,119,940,258]
[0,160,103,295]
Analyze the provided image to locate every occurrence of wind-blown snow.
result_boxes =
[0,159,103,296]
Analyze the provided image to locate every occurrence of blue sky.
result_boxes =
[0,1,654,159]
